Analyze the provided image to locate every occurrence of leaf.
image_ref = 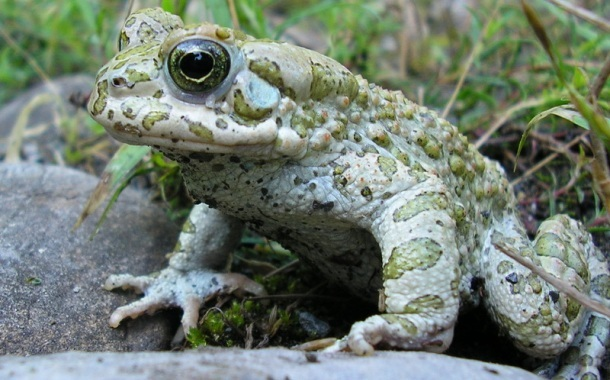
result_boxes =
[73,144,150,231]
[529,105,590,130]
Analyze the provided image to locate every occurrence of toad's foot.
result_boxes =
[104,268,266,331]
[325,315,454,355]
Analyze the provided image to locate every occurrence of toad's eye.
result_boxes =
[167,39,230,93]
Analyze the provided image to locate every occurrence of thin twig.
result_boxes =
[227,0,239,29]
[510,133,586,187]
[589,53,610,100]
[0,24,54,90]
[474,98,546,149]
[587,53,610,214]
[442,2,501,119]
[545,0,610,33]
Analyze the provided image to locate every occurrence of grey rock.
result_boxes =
[0,348,542,380]
[0,162,181,354]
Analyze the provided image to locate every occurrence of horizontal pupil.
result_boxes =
[180,51,214,80]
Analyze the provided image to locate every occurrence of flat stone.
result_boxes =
[0,348,542,380]
[0,162,181,354]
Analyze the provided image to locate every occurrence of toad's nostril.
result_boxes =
[111,76,128,88]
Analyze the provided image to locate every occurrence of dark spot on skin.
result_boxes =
[549,291,560,303]
[211,277,219,286]
[261,188,269,196]
[312,200,334,212]
[257,178,264,184]
[305,353,318,363]
[249,219,265,228]
[229,156,241,163]
[203,197,218,208]
[361,186,373,200]
[471,277,484,292]
[189,152,215,162]
[505,272,519,284]
[481,210,491,219]
[212,164,225,172]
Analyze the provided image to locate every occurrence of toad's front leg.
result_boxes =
[104,203,266,331]
[336,179,461,355]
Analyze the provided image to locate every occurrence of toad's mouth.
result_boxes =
[94,104,308,158]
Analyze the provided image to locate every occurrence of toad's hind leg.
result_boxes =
[484,214,610,379]
[340,180,461,355]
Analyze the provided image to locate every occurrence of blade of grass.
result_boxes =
[5,94,57,163]
[442,2,501,119]
[545,0,610,33]
[521,0,610,212]
[73,144,150,231]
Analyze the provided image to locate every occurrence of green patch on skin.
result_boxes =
[377,103,396,120]
[362,144,379,154]
[121,103,138,120]
[125,67,151,84]
[115,44,152,61]
[384,238,443,279]
[473,151,487,173]
[403,295,444,314]
[382,314,418,335]
[535,233,588,281]
[565,298,583,322]
[355,86,369,107]
[142,111,169,130]
[591,274,610,299]
[249,59,295,99]
[290,113,315,138]
[136,22,155,43]
[378,156,398,179]
[188,123,214,142]
[182,217,195,233]
[90,80,108,116]
[112,122,141,136]
[112,60,129,70]
[371,130,391,148]
[496,260,514,275]
[421,134,443,159]
[393,193,448,222]
[310,63,358,101]
[233,89,272,120]
[526,273,543,294]
[390,147,410,166]
[360,186,373,201]
[142,103,172,130]
[449,154,466,176]
[452,204,466,224]
[215,27,232,40]
[329,121,347,140]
